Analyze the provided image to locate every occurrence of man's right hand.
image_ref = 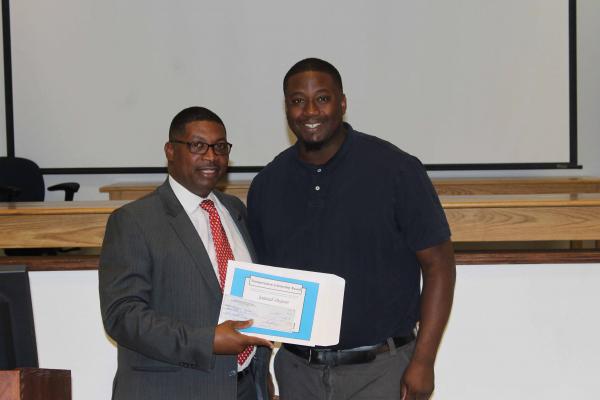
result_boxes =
[213,320,273,354]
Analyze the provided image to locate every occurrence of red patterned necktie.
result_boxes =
[200,199,253,366]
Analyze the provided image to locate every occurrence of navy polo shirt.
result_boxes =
[247,124,450,349]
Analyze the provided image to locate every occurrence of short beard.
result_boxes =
[304,141,324,152]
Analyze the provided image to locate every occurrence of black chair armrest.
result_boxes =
[0,185,22,202]
[48,182,80,201]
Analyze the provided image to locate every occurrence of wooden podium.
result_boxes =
[0,368,71,400]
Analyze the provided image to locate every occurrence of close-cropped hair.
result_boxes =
[283,58,344,94]
[169,106,225,139]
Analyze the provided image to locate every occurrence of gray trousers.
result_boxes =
[274,340,416,400]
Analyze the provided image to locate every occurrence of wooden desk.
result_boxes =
[98,182,158,200]
[99,177,600,201]
[3,194,600,248]
[442,193,600,242]
[100,180,250,202]
[0,201,127,248]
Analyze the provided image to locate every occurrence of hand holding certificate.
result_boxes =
[218,260,345,346]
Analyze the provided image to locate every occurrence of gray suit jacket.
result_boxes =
[99,181,269,400]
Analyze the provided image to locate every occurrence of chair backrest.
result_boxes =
[0,157,45,202]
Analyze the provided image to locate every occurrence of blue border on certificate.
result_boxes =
[230,268,319,340]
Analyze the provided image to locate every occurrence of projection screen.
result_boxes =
[7,0,572,170]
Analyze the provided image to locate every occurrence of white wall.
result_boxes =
[28,263,600,400]
[29,271,116,400]
[434,263,600,398]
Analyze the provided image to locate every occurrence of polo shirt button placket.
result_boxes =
[315,167,323,191]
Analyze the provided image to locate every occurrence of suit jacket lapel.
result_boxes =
[157,181,222,302]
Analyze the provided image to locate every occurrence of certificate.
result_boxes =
[218,260,345,346]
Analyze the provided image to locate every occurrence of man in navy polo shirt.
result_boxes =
[247,58,456,400]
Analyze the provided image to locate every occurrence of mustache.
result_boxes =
[195,162,220,169]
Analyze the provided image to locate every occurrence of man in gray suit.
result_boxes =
[99,106,273,400]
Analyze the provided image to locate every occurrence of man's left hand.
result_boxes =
[400,359,434,400]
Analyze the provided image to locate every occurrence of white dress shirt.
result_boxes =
[169,175,252,272]
[169,175,255,370]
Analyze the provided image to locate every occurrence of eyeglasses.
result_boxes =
[170,140,233,155]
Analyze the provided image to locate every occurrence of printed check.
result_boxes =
[220,295,296,332]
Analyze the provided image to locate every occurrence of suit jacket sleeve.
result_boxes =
[99,205,218,372]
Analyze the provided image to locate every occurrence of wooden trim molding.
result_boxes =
[2,250,600,272]
[99,177,600,201]
[0,255,100,271]
[454,249,600,265]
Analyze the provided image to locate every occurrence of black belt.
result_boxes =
[284,334,415,366]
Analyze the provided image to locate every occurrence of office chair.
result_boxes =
[0,157,80,256]
[0,157,79,202]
